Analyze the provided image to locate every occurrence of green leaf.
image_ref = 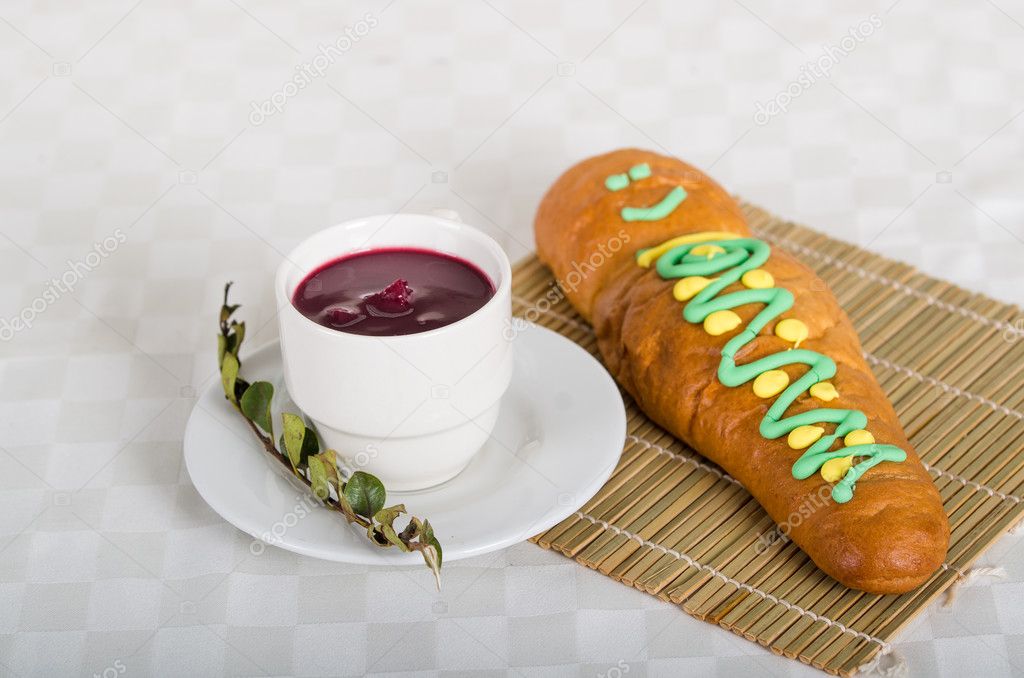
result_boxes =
[282,413,306,468]
[300,425,319,463]
[221,352,239,404]
[240,381,274,436]
[344,471,386,519]
[307,455,331,500]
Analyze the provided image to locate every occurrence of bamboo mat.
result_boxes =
[518,202,1024,676]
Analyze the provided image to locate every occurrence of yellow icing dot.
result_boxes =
[703,310,742,336]
[752,370,790,398]
[741,269,774,289]
[821,456,854,483]
[775,318,809,348]
[809,382,838,402]
[691,244,725,259]
[844,429,875,447]
[673,276,714,302]
[788,425,824,450]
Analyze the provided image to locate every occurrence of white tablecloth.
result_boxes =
[2,1,1023,676]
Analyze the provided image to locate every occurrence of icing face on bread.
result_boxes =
[606,163,689,222]
[605,162,907,503]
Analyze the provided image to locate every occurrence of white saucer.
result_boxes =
[183,324,626,565]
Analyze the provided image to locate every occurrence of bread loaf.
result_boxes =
[534,149,949,594]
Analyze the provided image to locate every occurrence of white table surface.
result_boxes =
[2,1,1024,676]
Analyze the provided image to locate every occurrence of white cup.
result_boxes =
[275,213,514,491]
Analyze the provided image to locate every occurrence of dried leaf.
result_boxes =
[217,333,228,368]
[379,522,409,552]
[231,321,245,351]
[221,352,239,404]
[319,449,339,491]
[421,519,435,548]
[398,518,420,542]
[367,525,390,546]
[373,504,406,527]
[307,455,331,501]
[281,413,306,468]
[422,541,442,590]
[430,536,442,567]
[220,303,240,325]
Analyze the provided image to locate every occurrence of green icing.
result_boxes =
[621,186,687,222]
[642,237,906,503]
[628,163,651,180]
[607,164,652,192]
[605,173,629,191]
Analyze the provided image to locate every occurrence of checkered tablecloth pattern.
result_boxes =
[2,1,1024,676]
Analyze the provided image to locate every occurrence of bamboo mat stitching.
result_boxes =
[512,297,1024,507]
[574,511,894,652]
[749,228,1024,338]
[921,463,1022,504]
[862,353,1024,422]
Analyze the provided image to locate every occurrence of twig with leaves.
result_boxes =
[217,282,443,587]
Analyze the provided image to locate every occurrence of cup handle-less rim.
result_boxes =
[274,213,513,344]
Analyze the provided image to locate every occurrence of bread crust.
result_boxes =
[534,149,949,594]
